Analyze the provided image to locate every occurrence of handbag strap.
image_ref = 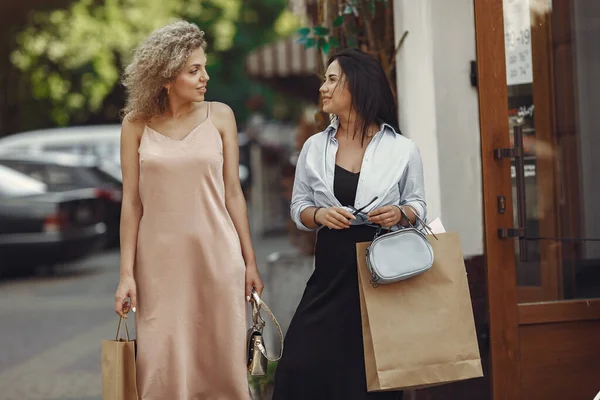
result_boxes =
[250,290,284,362]
[400,205,438,240]
[373,205,438,240]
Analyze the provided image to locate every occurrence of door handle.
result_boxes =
[494,124,528,261]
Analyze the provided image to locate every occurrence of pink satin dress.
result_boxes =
[134,102,251,399]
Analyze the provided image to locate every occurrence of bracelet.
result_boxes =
[313,207,322,226]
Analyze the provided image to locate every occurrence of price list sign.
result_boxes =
[503,0,533,86]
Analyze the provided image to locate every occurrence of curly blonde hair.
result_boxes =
[122,21,207,121]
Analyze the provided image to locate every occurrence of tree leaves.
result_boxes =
[296,27,310,36]
[312,26,329,36]
[333,15,344,27]
[328,36,339,49]
[296,24,335,55]
[10,0,290,125]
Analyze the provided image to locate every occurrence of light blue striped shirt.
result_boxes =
[290,120,427,231]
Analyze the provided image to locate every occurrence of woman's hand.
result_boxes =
[115,277,137,318]
[245,264,264,301]
[315,207,356,229]
[368,205,403,227]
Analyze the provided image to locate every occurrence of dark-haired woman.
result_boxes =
[272,48,426,399]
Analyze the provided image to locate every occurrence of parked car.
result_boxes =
[0,125,251,189]
[0,165,107,276]
[0,152,122,247]
[0,125,121,165]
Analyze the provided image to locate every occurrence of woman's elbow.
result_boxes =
[225,182,245,202]
[291,203,315,232]
[414,201,427,222]
[121,197,142,220]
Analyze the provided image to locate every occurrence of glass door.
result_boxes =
[501,0,600,303]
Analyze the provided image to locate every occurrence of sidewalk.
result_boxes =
[251,229,314,329]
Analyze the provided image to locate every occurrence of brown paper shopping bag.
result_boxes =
[101,317,139,400]
[357,232,483,391]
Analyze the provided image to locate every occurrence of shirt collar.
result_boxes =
[325,119,397,138]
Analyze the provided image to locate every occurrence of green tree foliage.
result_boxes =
[10,0,296,125]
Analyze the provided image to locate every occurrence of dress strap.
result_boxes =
[207,102,211,119]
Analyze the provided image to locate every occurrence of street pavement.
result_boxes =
[0,233,299,400]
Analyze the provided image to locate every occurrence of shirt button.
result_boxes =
[365,157,369,161]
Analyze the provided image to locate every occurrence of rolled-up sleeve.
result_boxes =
[398,142,427,222]
[290,142,316,231]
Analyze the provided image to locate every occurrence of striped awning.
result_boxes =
[245,36,319,79]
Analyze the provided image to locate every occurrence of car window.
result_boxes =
[43,164,104,191]
[1,146,29,153]
[87,167,121,186]
[46,165,78,187]
[1,161,48,183]
[0,165,47,197]
[0,161,102,191]
[43,144,79,154]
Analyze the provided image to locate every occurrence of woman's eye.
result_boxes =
[191,70,198,75]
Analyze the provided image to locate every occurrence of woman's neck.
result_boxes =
[166,97,196,119]
[337,112,378,141]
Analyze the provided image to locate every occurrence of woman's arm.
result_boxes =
[115,115,144,316]
[290,142,317,230]
[212,102,263,296]
[291,142,354,229]
[398,141,427,224]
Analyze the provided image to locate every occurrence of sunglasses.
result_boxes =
[350,196,379,217]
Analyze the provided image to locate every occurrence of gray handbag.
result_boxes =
[365,206,437,287]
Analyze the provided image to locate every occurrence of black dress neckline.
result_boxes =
[335,164,360,175]
[334,164,360,208]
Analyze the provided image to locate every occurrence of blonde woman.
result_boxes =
[114,21,262,399]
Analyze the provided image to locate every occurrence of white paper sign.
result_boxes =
[503,0,533,86]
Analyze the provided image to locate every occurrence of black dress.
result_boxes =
[273,165,403,400]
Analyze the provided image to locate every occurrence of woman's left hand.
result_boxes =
[245,263,264,301]
[368,205,402,227]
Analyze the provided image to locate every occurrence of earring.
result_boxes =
[167,86,170,95]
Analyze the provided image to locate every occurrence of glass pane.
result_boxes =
[503,0,600,302]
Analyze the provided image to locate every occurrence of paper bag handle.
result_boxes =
[115,316,131,341]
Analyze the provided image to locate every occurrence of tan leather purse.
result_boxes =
[247,290,284,376]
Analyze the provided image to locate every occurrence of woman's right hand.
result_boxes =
[315,207,356,229]
[115,277,137,318]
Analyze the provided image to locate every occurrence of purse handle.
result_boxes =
[250,290,284,362]
[374,205,438,239]
[399,205,438,240]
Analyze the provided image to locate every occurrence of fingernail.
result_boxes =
[132,307,136,313]
[246,296,250,302]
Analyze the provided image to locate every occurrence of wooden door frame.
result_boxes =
[475,0,600,398]
[474,1,521,398]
